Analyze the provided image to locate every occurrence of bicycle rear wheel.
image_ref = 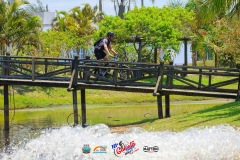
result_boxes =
[119,66,133,80]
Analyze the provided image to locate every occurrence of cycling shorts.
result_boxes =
[94,48,106,60]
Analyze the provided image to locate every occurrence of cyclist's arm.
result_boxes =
[103,43,114,58]
[110,47,117,56]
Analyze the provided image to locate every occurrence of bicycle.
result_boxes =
[99,55,133,80]
[79,55,133,81]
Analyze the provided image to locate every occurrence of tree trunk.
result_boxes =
[99,0,102,12]
[154,48,157,63]
[118,0,125,19]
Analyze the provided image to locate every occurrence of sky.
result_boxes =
[27,0,188,15]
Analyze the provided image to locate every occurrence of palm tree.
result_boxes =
[198,0,240,22]
[208,0,240,16]
[0,0,42,55]
[52,4,103,55]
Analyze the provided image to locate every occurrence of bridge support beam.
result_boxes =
[165,95,170,118]
[81,89,87,127]
[72,87,78,126]
[157,96,163,119]
[4,85,9,131]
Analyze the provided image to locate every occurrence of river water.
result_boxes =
[0,101,239,160]
[0,125,240,160]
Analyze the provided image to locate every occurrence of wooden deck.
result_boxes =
[0,55,239,98]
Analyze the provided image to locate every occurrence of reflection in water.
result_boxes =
[0,124,240,160]
[4,131,9,150]
[0,118,60,150]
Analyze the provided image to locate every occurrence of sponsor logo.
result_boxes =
[143,146,159,153]
[112,140,139,157]
[93,146,107,154]
[82,144,91,154]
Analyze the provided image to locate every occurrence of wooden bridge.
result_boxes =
[1,54,240,130]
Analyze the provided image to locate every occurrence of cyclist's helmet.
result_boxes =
[107,32,114,37]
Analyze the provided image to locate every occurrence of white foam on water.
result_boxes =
[1,124,240,160]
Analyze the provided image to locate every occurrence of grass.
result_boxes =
[0,86,216,110]
[142,100,240,132]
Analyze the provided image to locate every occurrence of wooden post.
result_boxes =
[166,61,174,88]
[81,89,87,127]
[165,95,170,118]
[73,88,78,125]
[4,85,9,131]
[44,59,48,74]
[153,61,164,94]
[237,72,240,101]
[165,61,172,117]
[157,96,163,119]
[155,61,164,119]
[32,57,35,81]
[3,53,10,131]
[208,69,212,87]
[113,65,118,85]
[198,68,202,89]
[72,56,79,125]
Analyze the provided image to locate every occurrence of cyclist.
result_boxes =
[94,32,117,61]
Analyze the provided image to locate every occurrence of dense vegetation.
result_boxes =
[1,0,239,66]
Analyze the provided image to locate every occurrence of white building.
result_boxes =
[32,11,55,31]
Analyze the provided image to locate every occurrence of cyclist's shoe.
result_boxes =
[99,69,107,77]
[103,63,109,66]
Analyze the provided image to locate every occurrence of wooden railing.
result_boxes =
[0,55,239,100]
[153,62,240,99]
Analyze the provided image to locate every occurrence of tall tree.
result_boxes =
[52,4,103,55]
[111,0,155,19]
[141,0,155,7]
[0,0,42,55]
[99,0,102,12]
[96,6,194,62]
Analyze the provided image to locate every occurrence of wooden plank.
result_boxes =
[1,64,33,77]
[37,67,71,77]
[161,88,236,99]
[67,69,76,91]
[10,63,41,75]
[203,78,239,89]
[208,69,212,86]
